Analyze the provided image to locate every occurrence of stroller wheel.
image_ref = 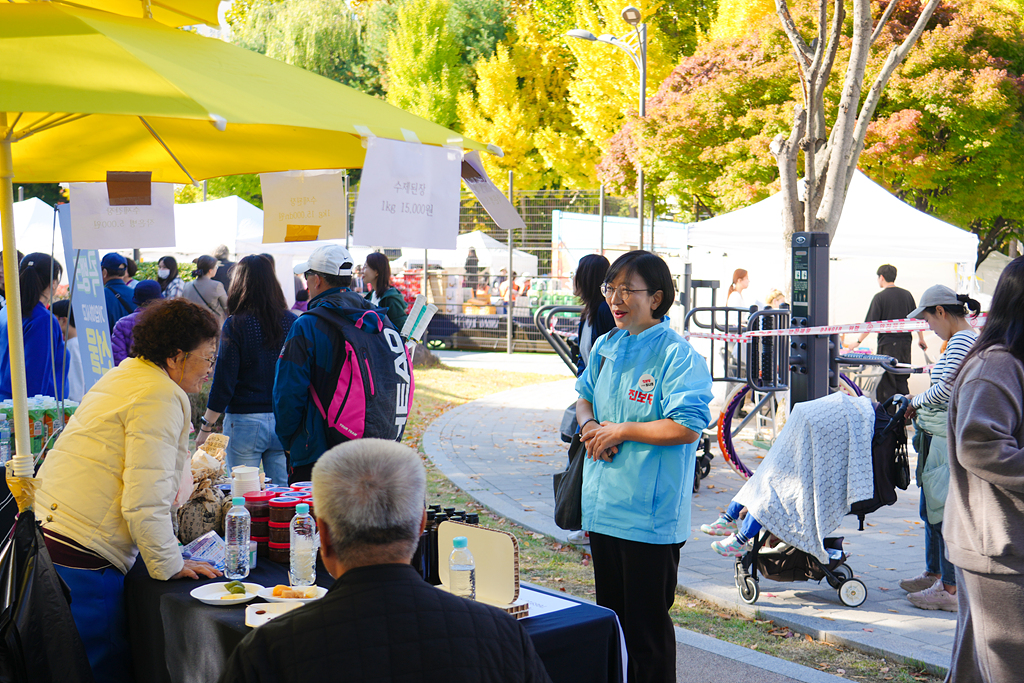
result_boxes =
[826,565,853,589]
[739,575,760,605]
[693,463,701,493]
[838,578,868,607]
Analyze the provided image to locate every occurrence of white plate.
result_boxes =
[190,582,264,606]
[245,601,301,627]
[256,585,328,603]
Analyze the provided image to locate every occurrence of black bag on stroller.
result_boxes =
[848,395,911,529]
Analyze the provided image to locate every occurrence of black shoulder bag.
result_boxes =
[553,330,617,531]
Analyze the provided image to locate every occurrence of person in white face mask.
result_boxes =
[157,256,185,299]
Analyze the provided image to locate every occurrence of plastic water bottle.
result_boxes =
[289,503,317,586]
[224,497,251,580]
[0,415,10,465]
[449,536,476,600]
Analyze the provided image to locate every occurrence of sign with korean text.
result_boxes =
[68,182,176,249]
[461,151,526,233]
[59,205,114,391]
[259,169,348,243]
[353,137,461,249]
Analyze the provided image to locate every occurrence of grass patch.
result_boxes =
[406,364,943,683]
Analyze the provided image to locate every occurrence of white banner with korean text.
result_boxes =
[352,138,461,249]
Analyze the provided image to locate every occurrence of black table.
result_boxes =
[124,559,623,683]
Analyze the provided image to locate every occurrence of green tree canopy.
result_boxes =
[385,0,466,128]
[600,0,1024,263]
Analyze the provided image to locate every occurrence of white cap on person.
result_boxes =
[294,245,354,277]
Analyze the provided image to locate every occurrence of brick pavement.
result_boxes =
[422,377,956,676]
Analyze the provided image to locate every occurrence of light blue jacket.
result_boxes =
[576,320,713,544]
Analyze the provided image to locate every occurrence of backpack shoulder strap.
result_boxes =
[109,287,132,314]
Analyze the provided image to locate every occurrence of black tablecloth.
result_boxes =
[124,558,622,683]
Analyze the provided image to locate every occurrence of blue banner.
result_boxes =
[58,204,113,393]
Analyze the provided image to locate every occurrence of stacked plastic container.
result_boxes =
[243,491,276,559]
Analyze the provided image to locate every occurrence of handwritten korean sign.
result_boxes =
[259,169,348,243]
[68,182,176,249]
[353,137,460,249]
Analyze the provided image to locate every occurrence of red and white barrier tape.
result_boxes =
[684,314,986,344]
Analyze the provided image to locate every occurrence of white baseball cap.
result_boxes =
[294,245,354,277]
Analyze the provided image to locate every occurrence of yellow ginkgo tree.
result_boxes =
[458,13,599,190]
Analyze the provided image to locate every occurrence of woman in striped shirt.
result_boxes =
[900,285,980,612]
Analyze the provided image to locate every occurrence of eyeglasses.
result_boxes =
[186,352,216,367]
[601,283,653,302]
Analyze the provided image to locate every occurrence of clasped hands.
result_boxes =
[580,421,625,462]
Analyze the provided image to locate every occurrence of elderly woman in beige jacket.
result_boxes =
[36,298,222,683]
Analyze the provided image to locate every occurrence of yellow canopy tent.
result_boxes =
[8,0,221,28]
[1,3,491,481]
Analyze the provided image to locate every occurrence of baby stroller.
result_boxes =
[733,395,911,607]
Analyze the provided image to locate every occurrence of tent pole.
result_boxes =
[506,171,513,355]
[0,114,32,465]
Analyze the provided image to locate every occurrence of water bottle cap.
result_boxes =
[232,496,245,506]
[453,536,467,549]
[296,503,309,514]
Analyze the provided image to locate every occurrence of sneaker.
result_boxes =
[700,515,738,536]
[566,530,589,545]
[907,581,958,612]
[899,571,940,593]
[711,534,748,557]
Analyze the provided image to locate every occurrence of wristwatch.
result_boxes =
[199,416,213,432]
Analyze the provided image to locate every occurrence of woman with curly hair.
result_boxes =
[36,298,223,683]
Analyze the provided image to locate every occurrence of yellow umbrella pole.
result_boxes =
[0,113,33,467]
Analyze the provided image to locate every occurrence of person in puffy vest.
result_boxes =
[111,280,164,366]
[273,245,376,484]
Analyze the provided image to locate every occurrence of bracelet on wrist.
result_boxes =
[200,426,213,433]
[580,418,598,431]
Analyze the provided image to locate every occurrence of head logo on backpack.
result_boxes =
[304,307,414,446]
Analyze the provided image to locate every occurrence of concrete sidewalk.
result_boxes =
[423,377,954,678]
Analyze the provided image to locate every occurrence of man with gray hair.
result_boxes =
[219,439,552,683]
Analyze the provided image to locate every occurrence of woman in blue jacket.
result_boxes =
[576,250,713,683]
[0,253,68,400]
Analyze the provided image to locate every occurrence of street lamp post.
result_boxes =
[568,6,648,250]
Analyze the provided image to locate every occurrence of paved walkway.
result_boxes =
[423,376,955,677]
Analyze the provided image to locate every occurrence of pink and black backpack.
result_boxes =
[304,306,414,446]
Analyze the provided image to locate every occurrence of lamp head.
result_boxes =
[621,5,642,25]
[566,28,597,41]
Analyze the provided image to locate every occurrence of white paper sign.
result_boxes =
[461,151,527,233]
[68,182,175,249]
[353,137,461,249]
[259,169,348,243]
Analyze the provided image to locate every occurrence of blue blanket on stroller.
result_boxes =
[734,392,875,563]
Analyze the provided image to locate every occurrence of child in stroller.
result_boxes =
[701,393,911,606]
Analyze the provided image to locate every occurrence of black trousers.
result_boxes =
[876,336,912,403]
[589,532,683,683]
[289,462,315,485]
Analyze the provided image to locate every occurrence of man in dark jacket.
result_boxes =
[219,440,552,683]
[101,252,137,332]
[273,245,375,483]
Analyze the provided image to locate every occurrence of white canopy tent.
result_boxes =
[685,170,980,387]
[12,198,68,284]
[396,230,538,276]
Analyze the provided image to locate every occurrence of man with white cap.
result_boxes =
[273,244,375,483]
